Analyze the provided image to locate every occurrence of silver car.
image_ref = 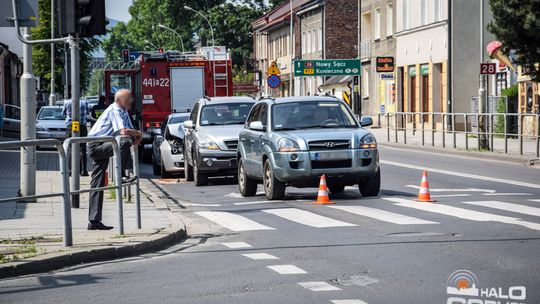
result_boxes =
[152,113,190,177]
[183,97,255,186]
[36,106,67,141]
[1,104,21,138]
[238,96,380,200]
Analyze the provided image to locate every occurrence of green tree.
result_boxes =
[32,0,101,94]
[488,0,540,81]
[269,0,287,9]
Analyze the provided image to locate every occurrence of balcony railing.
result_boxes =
[360,40,371,62]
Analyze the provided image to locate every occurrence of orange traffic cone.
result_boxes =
[313,175,335,205]
[416,170,436,202]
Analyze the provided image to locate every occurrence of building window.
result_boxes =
[421,0,427,25]
[374,7,381,40]
[402,0,409,30]
[302,32,306,54]
[387,3,393,36]
[307,30,311,53]
[362,68,370,97]
[311,31,316,52]
[318,27,323,51]
[434,0,442,22]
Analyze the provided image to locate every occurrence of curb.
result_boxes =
[0,226,186,279]
[379,142,538,166]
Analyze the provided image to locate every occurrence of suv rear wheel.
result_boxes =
[263,160,285,200]
[358,169,380,197]
[193,161,208,186]
[238,158,257,197]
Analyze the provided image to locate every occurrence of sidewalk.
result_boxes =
[370,127,539,161]
[0,150,186,278]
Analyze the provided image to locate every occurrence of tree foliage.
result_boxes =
[32,0,101,95]
[488,0,540,81]
[102,0,268,74]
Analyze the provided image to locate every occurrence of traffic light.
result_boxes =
[122,49,130,63]
[57,0,106,37]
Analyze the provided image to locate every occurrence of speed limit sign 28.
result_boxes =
[480,63,496,75]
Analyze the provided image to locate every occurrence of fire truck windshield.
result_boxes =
[200,103,254,126]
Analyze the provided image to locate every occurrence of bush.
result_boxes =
[494,85,518,136]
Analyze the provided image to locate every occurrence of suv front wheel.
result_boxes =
[184,148,194,181]
[238,158,257,197]
[358,168,380,197]
[263,159,285,200]
[193,161,208,186]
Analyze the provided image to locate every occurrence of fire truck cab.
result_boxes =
[103,47,233,161]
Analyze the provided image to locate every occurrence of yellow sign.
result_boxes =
[342,91,351,106]
[303,68,315,75]
[72,121,80,132]
[268,61,281,75]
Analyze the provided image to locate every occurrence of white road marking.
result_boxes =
[384,197,540,231]
[298,281,342,291]
[530,199,540,203]
[262,208,356,228]
[331,300,369,304]
[431,194,472,198]
[328,205,437,225]
[267,265,307,274]
[195,211,275,231]
[225,192,243,198]
[383,160,540,189]
[222,242,252,249]
[482,193,532,196]
[183,203,222,207]
[242,253,279,260]
[234,201,276,206]
[459,201,540,217]
[406,185,495,193]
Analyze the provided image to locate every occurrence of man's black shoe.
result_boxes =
[121,176,137,184]
[87,221,113,230]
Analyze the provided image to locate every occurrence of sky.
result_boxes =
[105,0,133,22]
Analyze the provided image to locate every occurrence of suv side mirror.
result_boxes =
[184,120,194,129]
[249,121,265,131]
[360,116,373,127]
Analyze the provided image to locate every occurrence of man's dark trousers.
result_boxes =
[87,141,132,222]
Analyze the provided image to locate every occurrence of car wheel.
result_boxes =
[185,158,194,182]
[328,184,345,194]
[358,168,381,197]
[263,159,285,200]
[152,154,161,176]
[193,162,208,186]
[238,159,257,197]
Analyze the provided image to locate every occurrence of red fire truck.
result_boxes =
[103,47,233,160]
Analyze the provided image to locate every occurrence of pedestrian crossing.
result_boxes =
[194,198,540,232]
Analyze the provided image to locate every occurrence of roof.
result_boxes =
[252,0,311,31]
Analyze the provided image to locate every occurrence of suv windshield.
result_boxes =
[38,108,65,120]
[200,103,253,126]
[272,101,357,130]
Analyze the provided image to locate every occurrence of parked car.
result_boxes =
[36,106,67,141]
[237,96,380,200]
[152,112,191,177]
[183,97,255,186]
[1,104,21,138]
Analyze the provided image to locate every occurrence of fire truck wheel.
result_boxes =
[193,163,208,186]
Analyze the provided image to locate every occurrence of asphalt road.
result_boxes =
[1,146,539,304]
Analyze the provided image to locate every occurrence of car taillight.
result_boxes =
[145,122,151,128]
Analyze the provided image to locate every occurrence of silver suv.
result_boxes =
[237,96,380,200]
[183,97,255,186]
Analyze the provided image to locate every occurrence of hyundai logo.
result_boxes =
[324,142,336,148]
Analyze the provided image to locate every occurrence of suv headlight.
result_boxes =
[36,125,47,132]
[198,140,219,150]
[359,134,377,149]
[278,138,300,152]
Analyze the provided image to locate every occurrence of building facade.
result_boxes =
[360,0,396,116]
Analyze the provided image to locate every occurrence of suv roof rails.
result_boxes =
[257,95,275,102]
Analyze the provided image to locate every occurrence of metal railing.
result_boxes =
[383,112,540,157]
[0,136,140,247]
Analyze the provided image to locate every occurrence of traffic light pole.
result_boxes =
[20,27,37,200]
[70,36,81,208]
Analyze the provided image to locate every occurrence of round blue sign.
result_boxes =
[267,74,281,89]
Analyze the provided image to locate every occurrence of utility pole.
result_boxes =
[64,43,69,99]
[20,27,37,199]
[49,0,56,106]
[70,36,81,208]
[478,0,488,149]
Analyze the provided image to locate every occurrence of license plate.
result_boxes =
[312,151,349,161]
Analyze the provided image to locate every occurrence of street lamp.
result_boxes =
[184,5,215,48]
[144,39,158,50]
[157,23,185,53]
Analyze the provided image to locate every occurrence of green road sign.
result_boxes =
[293,59,361,76]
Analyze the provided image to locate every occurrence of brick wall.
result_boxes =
[324,0,359,59]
